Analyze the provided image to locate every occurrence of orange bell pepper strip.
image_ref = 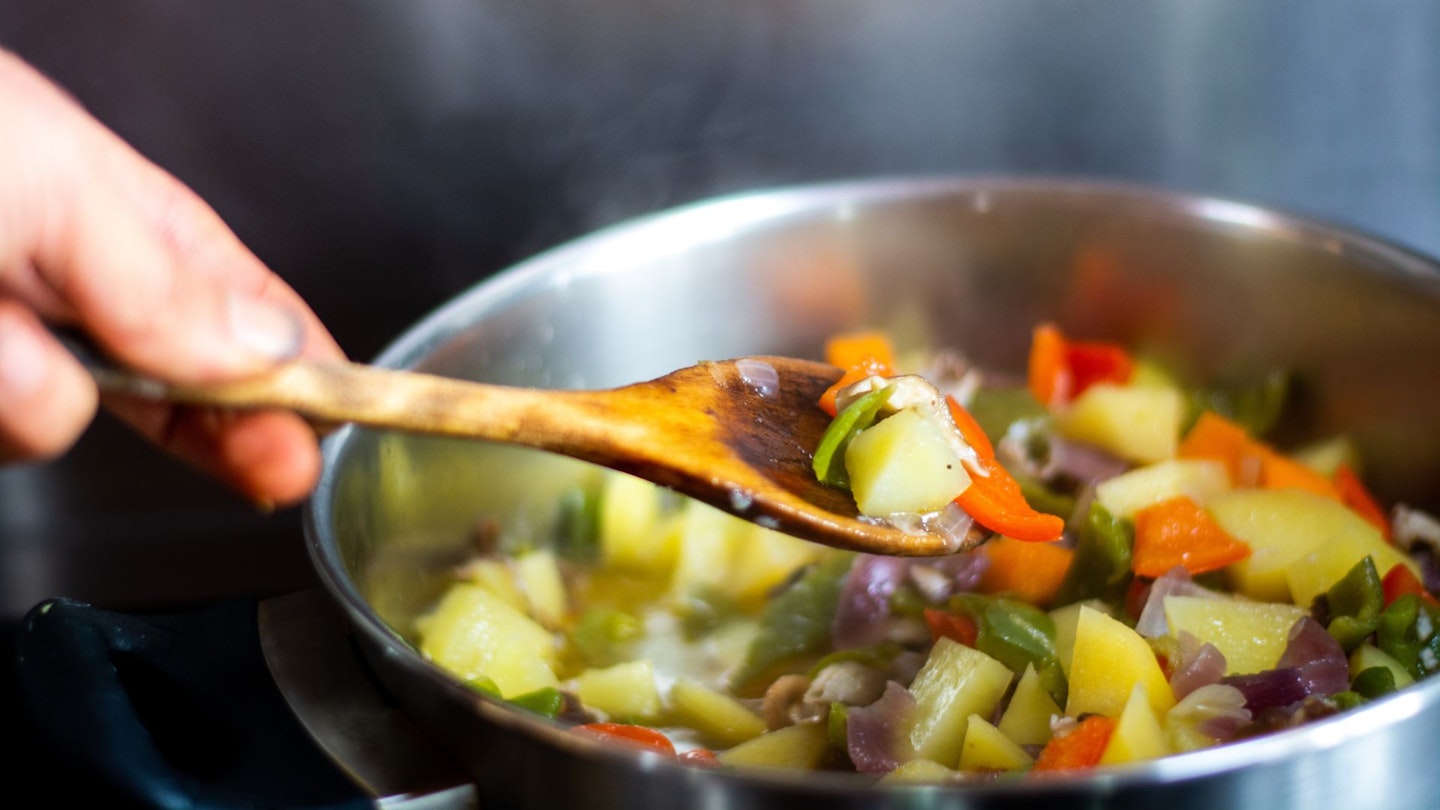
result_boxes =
[818,331,896,416]
[1382,563,1439,609]
[1027,323,1072,409]
[945,393,1064,542]
[1131,496,1251,578]
[572,722,677,757]
[1258,449,1341,501]
[923,607,979,647]
[1178,411,1262,486]
[953,456,1066,542]
[945,394,995,459]
[1033,715,1116,772]
[1180,410,1348,503]
[977,535,1074,607]
[1335,463,1391,539]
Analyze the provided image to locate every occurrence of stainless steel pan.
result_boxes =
[305,178,1440,809]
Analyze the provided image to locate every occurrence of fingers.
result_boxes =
[0,300,97,463]
[101,398,324,507]
[0,51,345,503]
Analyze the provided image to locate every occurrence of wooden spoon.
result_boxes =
[73,344,963,556]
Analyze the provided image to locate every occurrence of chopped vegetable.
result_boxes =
[1382,562,1438,608]
[952,455,1065,542]
[1033,715,1115,773]
[819,330,895,416]
[923,607,978,647]
[846,407,972,516]
[1053,502,1133,608]
[1028,323,1073,409]
[812,386,892,488]
[416,323,1439,781]
[1377,593,1440,681]
[731,553,854,694]
[1131,496,1251,578]
[1324,557,1384,652]
[572,722,677,756]
[977,535,1074,607]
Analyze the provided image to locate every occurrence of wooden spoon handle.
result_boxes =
[54,326,624,447]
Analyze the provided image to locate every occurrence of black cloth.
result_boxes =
[8,598,369,810]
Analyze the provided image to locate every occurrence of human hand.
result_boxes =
[0,51,345,506]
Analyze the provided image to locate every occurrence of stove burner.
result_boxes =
[260,590,476,809]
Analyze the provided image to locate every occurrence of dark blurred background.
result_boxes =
[1,0,1437,618]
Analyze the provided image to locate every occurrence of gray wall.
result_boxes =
[2,1,1437,615]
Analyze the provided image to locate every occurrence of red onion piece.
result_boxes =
[1222,668,1309,713]
[1042,435,1130,487]
[846,681,916,775]
[832,555,910,650]
[1277,616,1350,697]
[1170,633,1228,700]
[1171,683,1252,744]
[924,548,989,594]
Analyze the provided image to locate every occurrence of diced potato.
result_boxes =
[1208,488,1413,602]
[668,677,766,748]
[1055,383,1184,464]
[514,549,568,627]
[958,715,1033,772]
[461,558,527,610]
[669,501,744,597]
[570,660,663,721]
[1066,606,1174,719]
[416,583,559,697]
[598,472,678,575]
[879,759,959,784]
[1094,459,1231,520]
[726,523,825,610]
[718,721,831,770]
[846,407,971,516]
[1100,683,1171,765]
[1050,599,1114,676]
[1286,538,1419,611]
[997,664,1062,746]
[1163,595,1307,675]
[1350,644,1415,689]
[906,638,1014,767]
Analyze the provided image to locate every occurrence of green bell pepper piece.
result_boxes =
[731,553,855,692]
[554,484,602,562]
[1351,666,1398,700]
[1325,556,1383,652]
[965,386,1049,444]
[1053,502,1133,609]
[827,702,850,751]
[954,594,1068,706]
[1377,593,1440,681]
[812,386,892,489]
[1185,369,1290,438]
[507,686,566,718]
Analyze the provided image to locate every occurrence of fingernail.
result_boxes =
[228,294,303,361]
[0,318,48,398]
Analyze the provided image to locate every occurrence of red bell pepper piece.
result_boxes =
[572,722,677,757]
